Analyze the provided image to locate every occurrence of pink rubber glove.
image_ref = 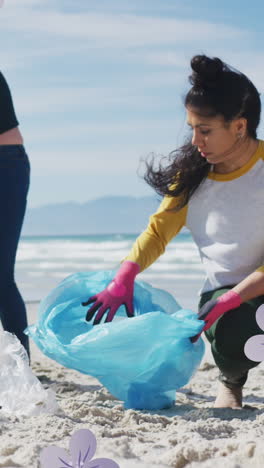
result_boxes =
[191,290,242,343]
[83,261,140,325]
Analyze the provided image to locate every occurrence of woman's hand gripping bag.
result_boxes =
[26,271,205,410]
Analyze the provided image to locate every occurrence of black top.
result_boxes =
[0,71,19,134]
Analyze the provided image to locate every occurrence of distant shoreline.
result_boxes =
[20,233,141,239]
[20,228,190,239]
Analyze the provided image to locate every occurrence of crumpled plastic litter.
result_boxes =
[0,331,58,417]
[26,270,205,410]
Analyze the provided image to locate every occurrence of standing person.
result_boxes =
[0,70,30,357]
[83,55,264,409]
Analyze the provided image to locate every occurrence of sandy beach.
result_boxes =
[0,300,263,468]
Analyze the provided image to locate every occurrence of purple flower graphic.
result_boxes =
[244,304,264,362]
[40,429,119,468]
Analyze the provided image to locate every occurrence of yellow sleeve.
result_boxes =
[256,266,264,273]
[124,196,188,272]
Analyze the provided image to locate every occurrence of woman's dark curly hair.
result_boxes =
[144,54,261,209]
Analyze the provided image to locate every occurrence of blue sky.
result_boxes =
[1,0,264,207]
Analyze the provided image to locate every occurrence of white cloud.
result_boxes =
[1,5,246,47]
[2,0,263,209]
[142,50,189,67]
[27,139,180,175]
[29,147,147,173]
[0,42,90,71]
[23,118,181,142]
[8,0,43,5]
[15,85,181,116]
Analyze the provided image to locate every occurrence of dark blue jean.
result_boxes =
[0,145,30,356]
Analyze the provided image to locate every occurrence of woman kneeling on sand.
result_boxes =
[83,54,264,410]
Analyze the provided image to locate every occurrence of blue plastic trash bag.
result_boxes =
[26,271,205,410]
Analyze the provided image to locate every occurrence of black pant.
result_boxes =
[200,286,264,388]
[0,145,30,356]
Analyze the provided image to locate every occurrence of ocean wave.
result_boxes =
[16,234,204,301]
